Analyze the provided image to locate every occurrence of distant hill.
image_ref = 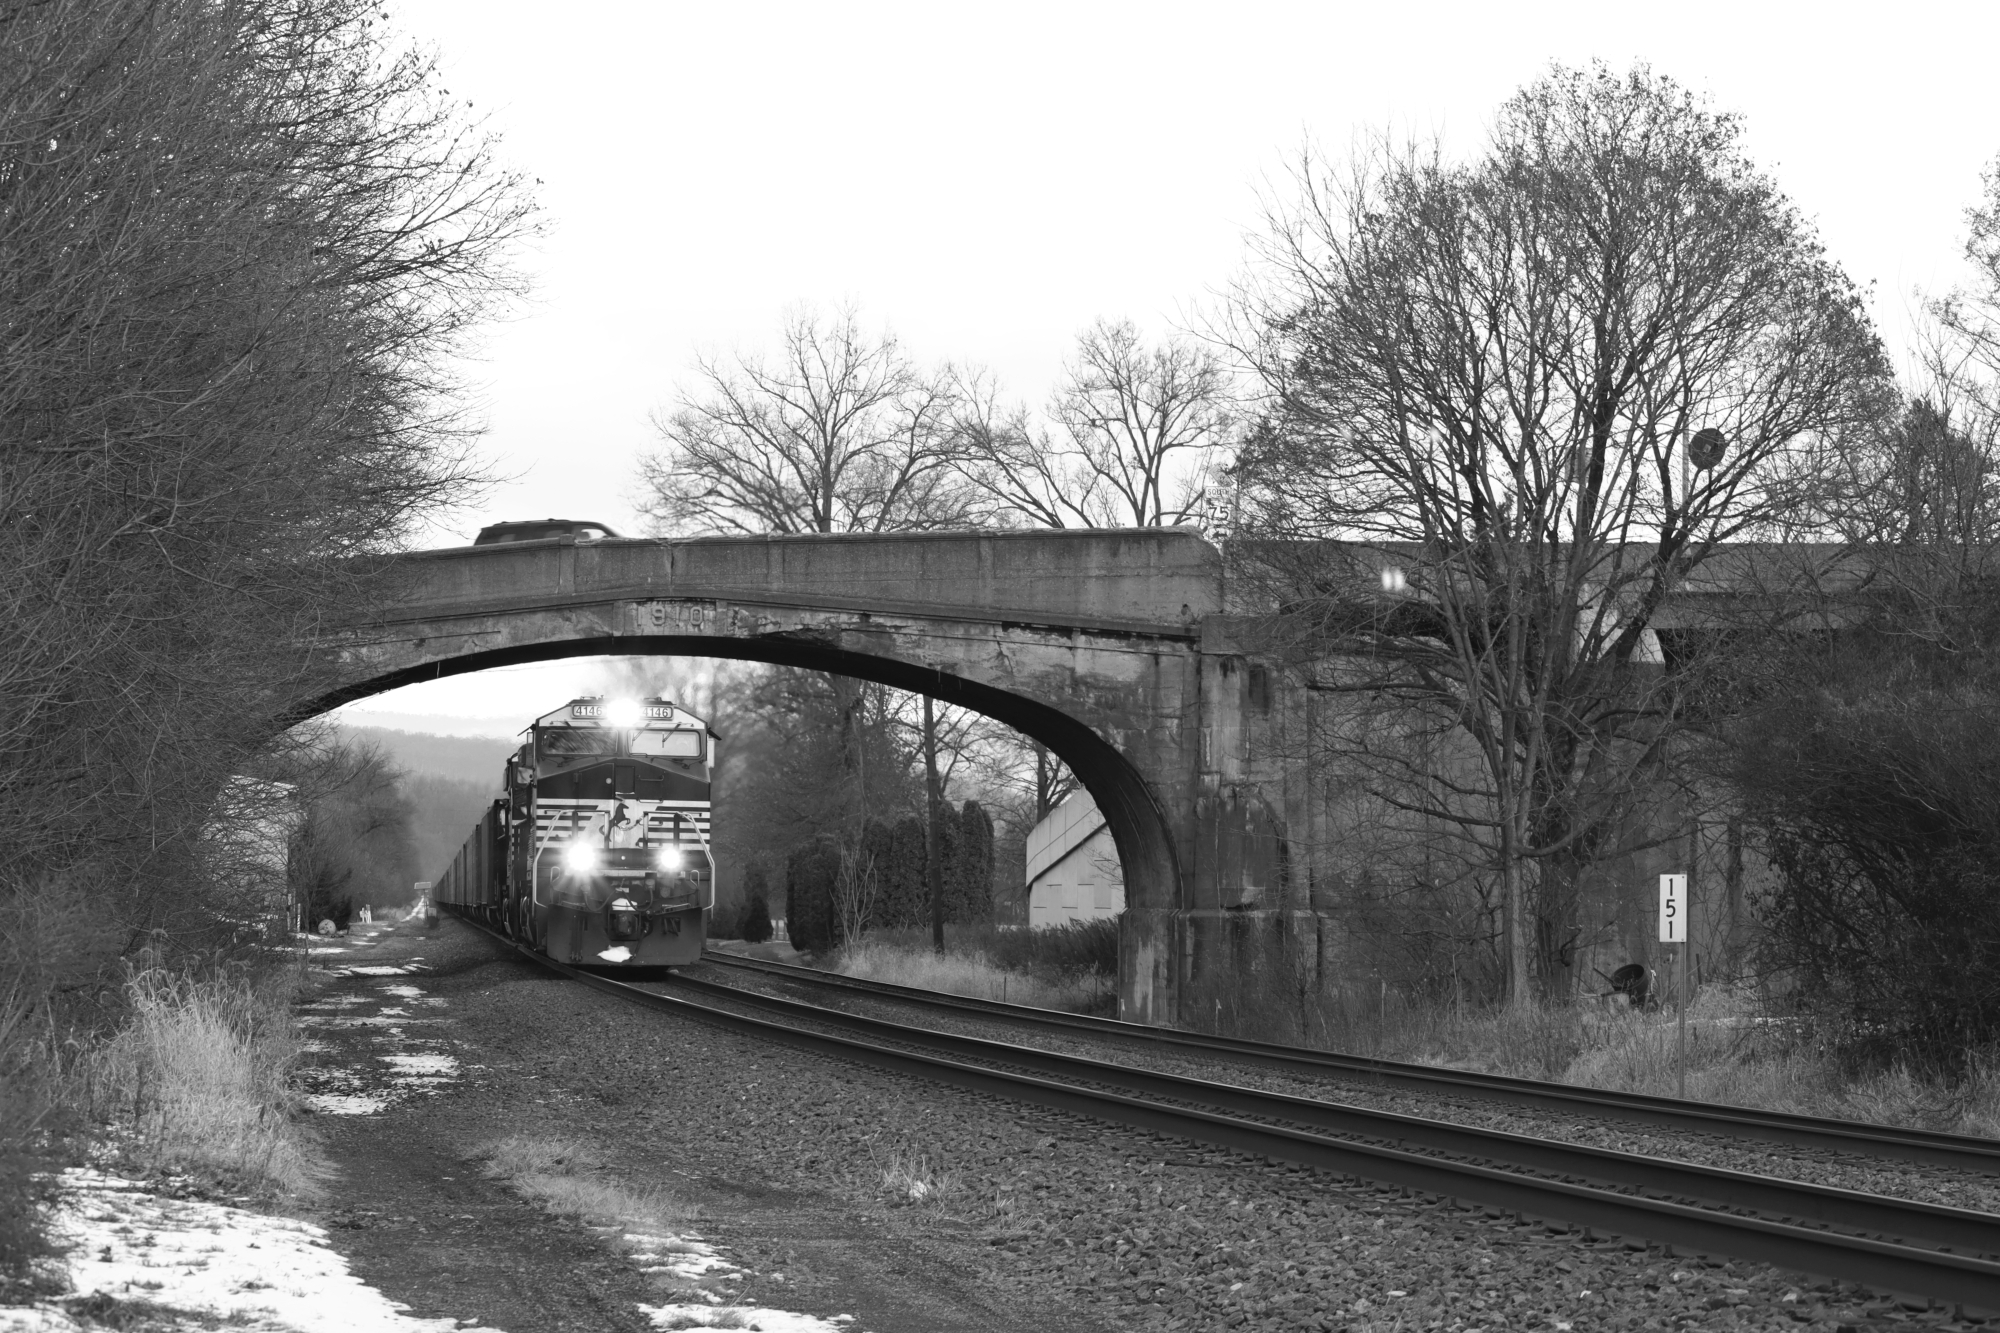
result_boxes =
[340,726,514,886]
[406,772,500,884]
[340,726,517,786]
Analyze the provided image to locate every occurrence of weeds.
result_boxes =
[74,963,325,1199]
[874,1148,961,1212]
[835,938,1108,1012]
[0,978,60,1296]
[829,919,1118,1015]
[1189,958,2000,1138]
[472,1134,696,1234]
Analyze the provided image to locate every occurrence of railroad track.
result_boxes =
[702,949,2000,1176]
[451,918,2000,1312]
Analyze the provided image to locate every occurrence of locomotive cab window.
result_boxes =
[538,729,616,758]
[631,729,703,759]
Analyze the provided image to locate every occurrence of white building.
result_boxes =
[1024,790,1123,927]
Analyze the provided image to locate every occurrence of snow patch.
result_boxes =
[626,1231,738,1283]
[619,1232,851,1330]
[381,1053,458,1079]
[638,1305,853,1332]
[379,984,425,999]
[306,1092,391,1115]
[24,1170,497,1332]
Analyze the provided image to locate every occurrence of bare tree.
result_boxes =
[1934,155,2000,392]
[640,306,976,535]
[832,843,881,947]
[955,320,1235,528]
[1227,64,1890,1004]
[0,0,532,963]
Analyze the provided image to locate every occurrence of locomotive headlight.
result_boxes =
[654,845,683,872]
[605,697,644,728]
[562,841,600,876]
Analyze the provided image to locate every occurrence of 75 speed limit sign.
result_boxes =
[1659,873,1687,943]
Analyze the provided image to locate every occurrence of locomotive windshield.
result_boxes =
[538,729,616,757]
[631,729,703,758]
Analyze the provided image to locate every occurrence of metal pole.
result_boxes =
[1679,939,1689,1099]
[1679,859,1692,1100]
[924,693,945,952]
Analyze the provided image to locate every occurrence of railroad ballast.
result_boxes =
[434,696,715,966]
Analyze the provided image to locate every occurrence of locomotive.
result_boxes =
[433,695,714,966]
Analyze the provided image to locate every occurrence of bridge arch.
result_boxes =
[306,630,1177,950]
[316,529,1244,1023]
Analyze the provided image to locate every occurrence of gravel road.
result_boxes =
[299,922,1983,1332]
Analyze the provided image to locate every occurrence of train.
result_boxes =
[433,695,714,966]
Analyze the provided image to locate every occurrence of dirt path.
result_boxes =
[297,918,1099,1333]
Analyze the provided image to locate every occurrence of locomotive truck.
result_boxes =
[434,695,714,966]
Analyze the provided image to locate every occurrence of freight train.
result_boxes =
[433,695,714,966]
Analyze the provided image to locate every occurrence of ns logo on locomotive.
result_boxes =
[433,696,715,966]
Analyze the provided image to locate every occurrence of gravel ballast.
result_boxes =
[302,922,1993,1333]
[685,958,2000,1219]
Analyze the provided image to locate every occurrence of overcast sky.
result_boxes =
[341,0,2000,735]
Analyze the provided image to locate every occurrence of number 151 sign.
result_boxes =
[1659,873,1687,943]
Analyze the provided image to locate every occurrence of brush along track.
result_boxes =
[459,921,2000,1312]
[702,950,2000,1177]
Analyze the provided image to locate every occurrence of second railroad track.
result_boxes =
[462,921,2000,1313]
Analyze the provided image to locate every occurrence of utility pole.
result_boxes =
[924,693,944,952]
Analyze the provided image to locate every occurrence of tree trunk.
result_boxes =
[924,693,944,952]
[1501,805,1532,1009]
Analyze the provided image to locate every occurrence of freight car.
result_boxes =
[434,695,714,966]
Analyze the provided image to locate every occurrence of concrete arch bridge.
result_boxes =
[316,528,1303,1024]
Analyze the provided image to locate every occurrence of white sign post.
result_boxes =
[1660,873,1690,1098]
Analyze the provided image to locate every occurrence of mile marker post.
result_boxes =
[1660,873,1688,1098]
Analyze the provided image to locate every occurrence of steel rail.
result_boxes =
[702,950,2000,1174]
[447,922,2000,1313]
[657,969,2000,1258]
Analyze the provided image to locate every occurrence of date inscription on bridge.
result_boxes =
[634,598,792,638]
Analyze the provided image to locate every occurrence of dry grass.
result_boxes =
[833,936,1109,1012]
[472,1133,696,1234]
[1253,978,2000,1138]
[0,978,60,1295]
[1554,986,2000,1135]
[874,1147,962,1212]
[73,964,325,1199]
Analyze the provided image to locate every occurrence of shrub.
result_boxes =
[954,802,995,924]
[1734,680,2000,1076]
[883,816,927,929]
[78,965,323,1198]
[784,838,840,954]
[706,901,741,940]
[987,916,1118,976]
[741,894,772,945]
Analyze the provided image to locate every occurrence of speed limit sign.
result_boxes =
[1659,873,1687,942]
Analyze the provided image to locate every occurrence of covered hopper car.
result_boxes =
[434,695,714,966]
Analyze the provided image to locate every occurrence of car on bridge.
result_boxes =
[472,518,623,545]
